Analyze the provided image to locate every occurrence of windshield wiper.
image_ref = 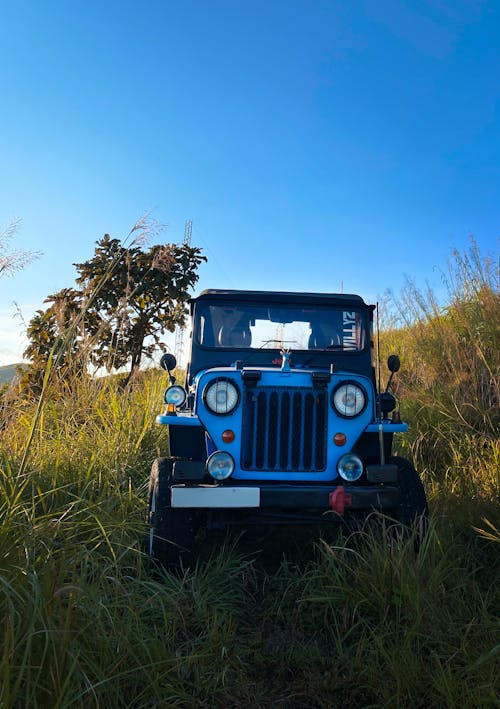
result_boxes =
[259,339,297,346]
[239,340,297,367]
[299,345,345,368]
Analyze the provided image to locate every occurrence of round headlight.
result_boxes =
[332,382,367,417]
[206,451,235,481]
[164,385,187,407]
[204,379,240,415]
[338,453,363,482]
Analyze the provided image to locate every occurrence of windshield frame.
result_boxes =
[194,301,367,353]
[186,291,375,383]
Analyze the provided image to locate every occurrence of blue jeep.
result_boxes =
[148,289,428,566]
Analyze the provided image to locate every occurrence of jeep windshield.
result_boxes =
[195,302,367,352]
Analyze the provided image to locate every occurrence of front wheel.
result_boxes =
[390,455,428,540]
[148,457,196,570]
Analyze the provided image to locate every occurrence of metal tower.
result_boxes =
[174,220,193,364]
[183,218,192,246]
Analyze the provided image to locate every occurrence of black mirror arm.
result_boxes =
[160,352,178,385]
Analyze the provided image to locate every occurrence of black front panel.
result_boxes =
[241,387,327,472]
[169,426,207,461]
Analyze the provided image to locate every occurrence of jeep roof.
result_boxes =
[190,289,370,311]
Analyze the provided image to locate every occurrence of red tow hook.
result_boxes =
[329,486,352,516]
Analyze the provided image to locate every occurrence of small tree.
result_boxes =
[22,288,87,393]
[24,233,206,385]
[24,288,85,364]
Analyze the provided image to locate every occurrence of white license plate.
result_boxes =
[171,486,260,508]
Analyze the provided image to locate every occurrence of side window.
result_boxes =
[198,314,215,347]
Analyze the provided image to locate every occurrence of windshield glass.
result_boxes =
[195,302,366,352]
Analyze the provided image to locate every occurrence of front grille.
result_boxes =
[241,387,327,472]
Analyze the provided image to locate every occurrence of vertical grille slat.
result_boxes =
[241,386,327,473]
[303,393,314,469]
[242,390,255,468]
[255,392,267,469]
[291,393,302,469]
[279,392,290,469]
[267,392,278,468]
[315,394,326,470]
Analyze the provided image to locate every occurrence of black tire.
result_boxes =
[147,457,196,570]
[390,455,429,540]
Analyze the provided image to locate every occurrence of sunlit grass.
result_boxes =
[0,239,498,706]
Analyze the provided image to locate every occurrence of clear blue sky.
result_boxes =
[1,0,499,364]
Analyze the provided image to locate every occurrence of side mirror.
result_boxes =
[160,353,177,372]
[384,354,400,394]
[387,354,400,373]
[160,353,177,384]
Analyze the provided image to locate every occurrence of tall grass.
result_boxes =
[379,239,499,507]
[0,239,498,706]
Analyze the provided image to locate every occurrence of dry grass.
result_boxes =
[0,238,498,706]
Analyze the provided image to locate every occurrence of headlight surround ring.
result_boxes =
[331,381,367,418]
[206,451,235,481]
[203,378,240,415]
[337,453,364,482]
[164,385,187,408]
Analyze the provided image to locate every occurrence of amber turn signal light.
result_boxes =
[222,430,235,443]
[333,432,347,446]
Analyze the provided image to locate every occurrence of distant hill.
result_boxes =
[0,364,23,385]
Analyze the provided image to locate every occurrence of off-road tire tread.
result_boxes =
[148,457,195,569]
[389,455,428,535]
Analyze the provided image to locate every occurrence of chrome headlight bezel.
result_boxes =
[203,378,240,416]
[331,381,367,418]
[164,385,187,408]
[337,453,364,482]
[206,451,235,481]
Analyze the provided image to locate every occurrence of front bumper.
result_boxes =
[171,483,400,513]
